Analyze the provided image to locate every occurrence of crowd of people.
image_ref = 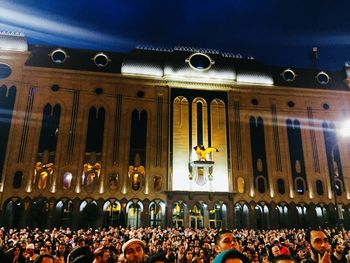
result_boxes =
[0,226,350,263]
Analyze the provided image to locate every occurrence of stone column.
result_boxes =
[141,199,150,227]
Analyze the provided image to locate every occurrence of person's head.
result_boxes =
[194,246,200,255]
[332,243,343,254]
[102,237,110,247]
[271,255,296,263]
[122,239,146,263]
[296,248,305,259]
[214,230,240,253]
[178,244,185,254]
[33,254,55,263]
[306,229,330,258]
[94,248,110,263]
[259,254,270,263]
[213,249,249,263]
[14,244,22,255]
[183,248,193,262]
[93,241,100,250]
[40,245,51,255]
[26,243,35,256]
[147,252,169,263]
[78,238,85,247]
[271,246,281,257]
[58,243,66,255]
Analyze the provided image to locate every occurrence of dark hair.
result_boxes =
[305,227,324,243]
[259,253,269,262]
[147,252,170,263]
[214,230,232,245]
[94,248,108,258]
[272,255,296,263]
[332,242,340,250]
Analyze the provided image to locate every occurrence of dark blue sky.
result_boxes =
[1,0,350,70]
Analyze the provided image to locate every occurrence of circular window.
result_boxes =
[281,69,296,82]
[0,63,12,79]
[287,101,295,107]
[185,53,215,71]
[95,88,103,95]
[251,98,259,105]
[93,53,110,67]
[51,84,60,92]
[323,103,330,110]
[50,49,68,63]
[316,71,330,85]
[137,91,144,98]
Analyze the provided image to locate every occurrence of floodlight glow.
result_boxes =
[0,2,133,50]
[338,120,350,137]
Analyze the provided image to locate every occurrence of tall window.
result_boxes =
[0,86,16,181]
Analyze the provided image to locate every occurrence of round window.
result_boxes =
[0,63,12,79]
[316,71,330,85]
[281,69,296,82]
[50,49,68,63]
[93,53,110,67]
[185,53,215,71]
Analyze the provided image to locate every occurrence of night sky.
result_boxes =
[1,0,350,70]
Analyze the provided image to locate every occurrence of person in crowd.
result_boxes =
[179,248,193,263]
[303,228,331,263]
[122,238,147,263]
[271,246,281,259]
[176,244,185,263]
[40,245,51,255]
[10,244,26,263]
[0,226,350,263]
[259,253,271,263]
[33,254,55,263]
[54,243,68,263]
[272,255,296,263]
[330,243,347,263]
[212,249,249,263]
[24,243,39,263]
[214,230,241,254]
[294,248,306,262]
[93,248,110,263]
[147,252,170,263]
[67,238,92,263]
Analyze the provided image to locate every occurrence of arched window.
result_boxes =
[103,200,121,227]
[242,204,249,228]
[257,177,266,193]
[173,202,185,228]
[255,204,263,229]
[189,203,204,228]
[79,200,98,228]
[335,179,343,196]
[237,177,245,193]
[149,200,165,227]
[296,178,305,194]
[235,204,243,229]
[316,180,324,195]
[209,203,223,228]
[277,179,285,194]
[63,172,73,190]
[127,201,143,228]
[13,171,23,189]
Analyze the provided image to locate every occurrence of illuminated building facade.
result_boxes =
[0,32,350,229]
